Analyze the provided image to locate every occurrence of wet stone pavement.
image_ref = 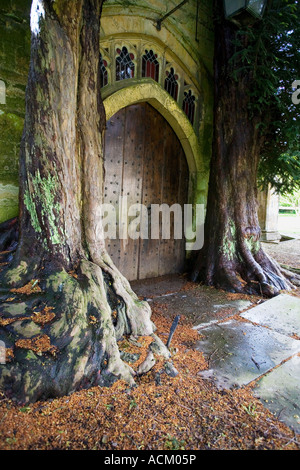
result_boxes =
[131,274,300,434]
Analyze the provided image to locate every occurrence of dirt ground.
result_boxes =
[0,240,300,451]
[262,239,300,270]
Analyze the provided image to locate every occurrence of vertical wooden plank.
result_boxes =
[175,140,189,272]
[103,108,125,271]
[120,103,145,281]
[156,112,188,276]
[138,103,164,279]
[158,122,178,276]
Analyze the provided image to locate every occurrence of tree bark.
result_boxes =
[191,2,300,296]
[0,0,169,404]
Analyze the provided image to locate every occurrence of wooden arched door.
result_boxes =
[103,102,189,281]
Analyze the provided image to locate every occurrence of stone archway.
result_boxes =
[103,81,202,175]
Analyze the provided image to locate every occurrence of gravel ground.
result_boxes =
[262,239,300,270]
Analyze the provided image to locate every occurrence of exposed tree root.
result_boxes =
[278,265,300,286]
[0,253,171,405]
[0,263,125,403]
[91,250,153,337]
[0,0,173,405]
[0,221,171,404]
[280,264,300,275]
[191,238,300,297]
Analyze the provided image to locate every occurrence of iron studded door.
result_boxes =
[103,102,189,281]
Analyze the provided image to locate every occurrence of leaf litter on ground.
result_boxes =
[0,300,299,450]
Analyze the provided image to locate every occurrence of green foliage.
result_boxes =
[241,402,257,417]
[19,406,31,413]
[129,398,137,410]
[259,150,300,194]
[280,186,300,208]
[229,0,300,193]
[164,434,186,450]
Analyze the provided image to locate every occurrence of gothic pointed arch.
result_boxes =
[103,81,202,175]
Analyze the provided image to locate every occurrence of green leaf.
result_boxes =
[19,406,31,413]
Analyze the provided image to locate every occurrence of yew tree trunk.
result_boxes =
[0,0,169,404]
[191,4,299,296]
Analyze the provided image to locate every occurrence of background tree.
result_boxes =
[191,0,300,296]
[0,0,169,404]
[280,188,300,214]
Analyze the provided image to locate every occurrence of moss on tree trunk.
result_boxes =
[0,0,169,405]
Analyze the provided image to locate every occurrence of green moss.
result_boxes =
[2,302,27,316]
[221,219,237,261]
[23,189,42,234]
[9,321,42,338]
[245,236,260,254]
[46,270,86,337]
[24,170,63,246]
[0,182,19,223]
[52,0,64,19]
[0,112,24,188]
[229,219,236,238]
[25,350,38,361]
[0,112,24,139]
[4,261,28,284]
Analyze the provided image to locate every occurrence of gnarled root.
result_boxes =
[0,255,171,404]
[0,261,136,404]
[191,238,299,297]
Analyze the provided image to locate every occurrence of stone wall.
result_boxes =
[100,0,214,208]
[101,0,214,78]
[0,0,31,223]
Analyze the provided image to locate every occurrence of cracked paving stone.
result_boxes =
[196,319,300,390]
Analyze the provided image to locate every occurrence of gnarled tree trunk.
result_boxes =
[0,0,169,404]
[191,3,300,296]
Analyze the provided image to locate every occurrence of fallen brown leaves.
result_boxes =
[0,306,299,450]
[32,306,56,326]
[10,280,42,296]
[15,334,58,357]
[0,316,28,327]
[0,305,55,328]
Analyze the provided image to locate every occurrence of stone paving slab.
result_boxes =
[241,294,300,338]
[197,319,300,390]
[253,355,300,434]
[132,275,300,434]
